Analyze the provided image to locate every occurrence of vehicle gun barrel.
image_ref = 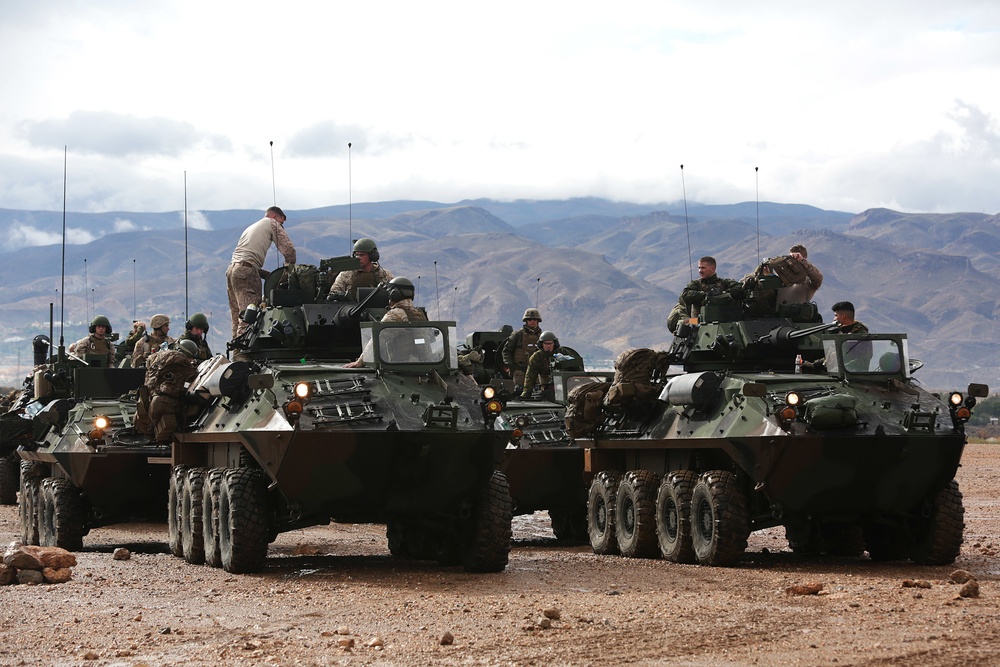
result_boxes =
[757,321,839,345]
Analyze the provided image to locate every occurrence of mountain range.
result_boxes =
[0,198,997,391]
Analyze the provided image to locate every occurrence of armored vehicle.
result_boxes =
[17,338,152,550]
[168,262,511,573]
[580,283,987,567]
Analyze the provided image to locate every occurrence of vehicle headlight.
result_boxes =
[785,391,801,407]
[294,382,312,399]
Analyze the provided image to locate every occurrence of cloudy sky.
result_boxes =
[2,1,1000,216]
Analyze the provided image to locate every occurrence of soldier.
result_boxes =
[69,315,117,367]
[831,301,868,334]
[777,244,824,306]
[172,312,212,361]
[668,257,739,333]
[227,206,296,338]
[520,331,559,400]
[502,308,543,392]
[329,237,394,302]
[132,313,175,368]
[144,339,200,444]
[343,277,426,368]
[117,320,147,366]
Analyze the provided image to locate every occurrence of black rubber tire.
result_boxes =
[181,468,207,564]
[202,468,225,568]
[462,471,513,573]
[656,470,697,564]
[911,480,964,565]
[549,506,589,543]
[690,470,749,567]
[386,521,412,558]
[167,465,188,558]
[0,452,19,505]
[18,462,43,545]
[588,470,623,555]
[615,470,661,558]
[219,467,270,574]
[38,478,85,551]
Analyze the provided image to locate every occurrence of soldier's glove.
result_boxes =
[258,268,271,280]
[513,384,523,395]
[706,286,723,298]
[729,286,747,301]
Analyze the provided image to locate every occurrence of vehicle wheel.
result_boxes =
[202,468,225,568]
[18,462,43,545]
[911,480,964,565]
[218,467,270,573]
[167,465,188,558]
[0,452,19,505]
[690,470,749,567]
[462,471,512,573]
[549,506,588,543]
[38,478,85,551]
[386,521,412,558]
[587,470,622,555]
[656,470,697,563]
[616,470,660,558]
[181,468,206,564]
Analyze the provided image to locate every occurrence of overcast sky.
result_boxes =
[2,1,1000,216]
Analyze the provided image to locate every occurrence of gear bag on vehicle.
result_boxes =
[604,348,671,405]
[565,381,611,438]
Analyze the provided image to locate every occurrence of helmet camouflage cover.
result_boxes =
[150,314,170,330]
[522,308,542,322]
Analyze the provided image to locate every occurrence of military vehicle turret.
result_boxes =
[168,260,511,573]
[579,275,987,566]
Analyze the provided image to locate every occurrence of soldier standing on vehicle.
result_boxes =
[520,331,560,400]
[132,314,175,368]
[117,320,147,366]
[329,237,394,302]
[227,206,296,338]
[343,277,427,368]
[172,312,212,361]
[777,244,824,305]
[69,315,117,367]
[144,339,200,444]
[503,308,543,393]
[668,257,739,333]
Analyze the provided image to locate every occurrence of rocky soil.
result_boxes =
[1,444,999,666]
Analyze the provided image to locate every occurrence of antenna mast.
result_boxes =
[681,164,693,281]
[269,141,278,268]
[348,142,353,253]
[184,170,189,319]
[755,166,760,266]
[434,261,441,320]
[132,259,136,321]
[59,146,67,347]
[83,258,89,324]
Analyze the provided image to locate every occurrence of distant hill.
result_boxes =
[0,199,995,391]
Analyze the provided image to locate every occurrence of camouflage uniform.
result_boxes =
[69,333,116,368]
[348,298,427,366]
[227,214,297,338]
[668,274,739,333]
[143,349,199,444]
[502,324,542,388]
[330,264,394,302]
[118,322,147,365]
[838,321,868,335]
[521,348,555,399]
[132,330,174,368]
[173,331,212,361]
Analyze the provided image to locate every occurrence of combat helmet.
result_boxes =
[89,315,113,335]
[186,312,210,332]
[352,237,380,262]
[150,314,170,330]
[538,330,560,352]
[387,276,415,303]
[522,308,542,323]
[177,339,199,359]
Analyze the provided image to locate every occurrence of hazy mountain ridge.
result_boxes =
[0,199,996,390]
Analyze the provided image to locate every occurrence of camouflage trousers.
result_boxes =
[226,263,262,338]
[149,394,183,444]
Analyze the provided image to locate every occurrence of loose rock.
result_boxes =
[440,631,454,645]
[959,580,980,598]
[786,582,824,596]
[950,569,974,584]
[113,548,131,561]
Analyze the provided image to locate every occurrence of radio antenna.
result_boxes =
[184,170,189,319]
[681,164,693,281]
[452,285,458,322]
[434,261,441,320]
[83,258,89,324]
[535,277,540,309]
[755,166,761,266]
[132,259,136,321]
[59,146,67,347]
[269,141,276,206]
[348,142,353,254]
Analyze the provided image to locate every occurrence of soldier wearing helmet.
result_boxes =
[171,312,212,361]
[329,237,394,302]
[117,319,147,366]
[69,315,117,367]
[140,338,200,444]
[227,206,297,338]
[132,313,175,368]
[520,331,559,400]
[502,308,543,392]
[342,277,427,368]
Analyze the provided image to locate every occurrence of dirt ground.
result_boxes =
[1,445,999,667]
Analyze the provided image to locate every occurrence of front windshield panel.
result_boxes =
[840,338,903,374]
[378,326,446,364]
